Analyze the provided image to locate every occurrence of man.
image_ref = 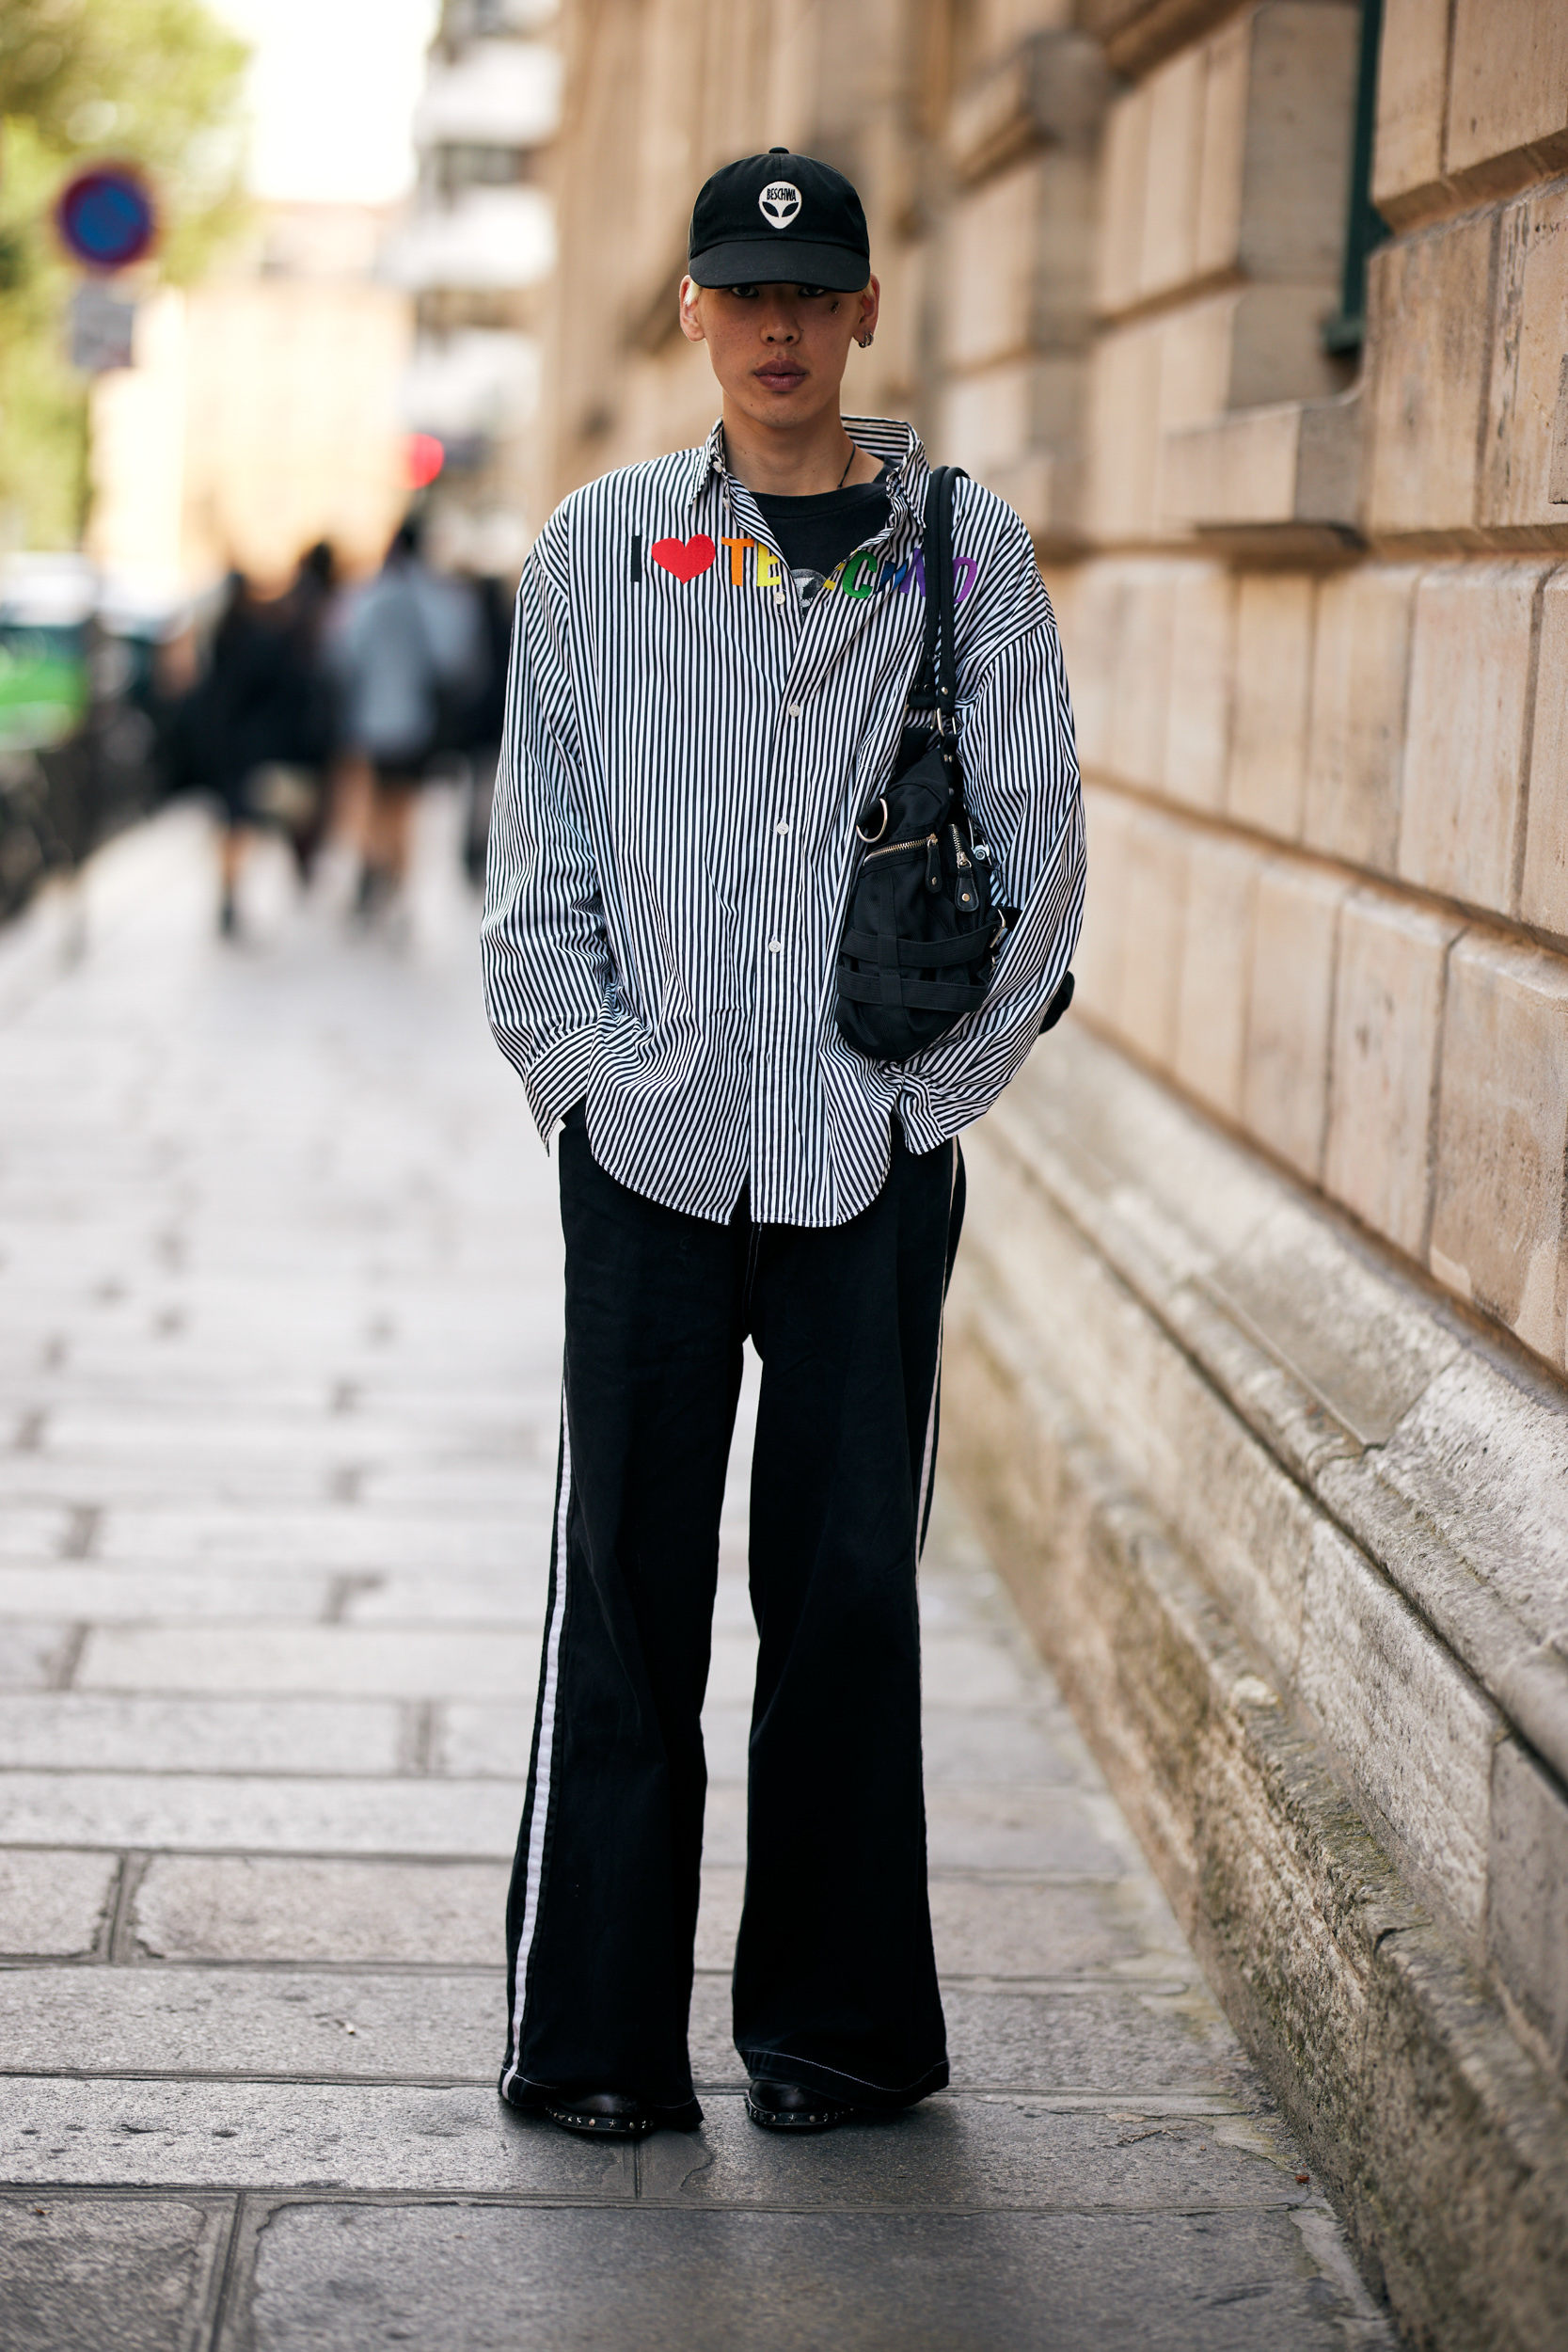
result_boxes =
[482,148,1083,2139]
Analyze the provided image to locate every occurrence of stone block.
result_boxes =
[1175,832,1263,1120]
[948,160,1048,371]
[1095,79,1151,315]
[1164,564,1236,811]
[1323,890,1461,1259]
[1298,1523,1500,1934]
[929,1868,1189,1979]
[1163,392,1364,533]
[1207,1197,1460,1451]
[1482,186,1568,532]
[0,2195,229,2352]
[1107,563,1178,787]
[1195,10,1250,278]
[1084,321,1163,540]
[1372,0,1451,224]
[0,1850,119,1959]
[1138,45,1205,298]
[1365,214,1495,536]
[1054,564,1119,771]
[1303,564,1418,870]
[1217,5,1362,283]
[1227,574,1315,838]
[1117,807,1189,1070]
[1447,0,1568,183]
[1242,860,1347,1181]
[1521,566,1568,937]
[918,1706,1081,1785]
[942,357,1084,482]
[1398,562,1547,914]
[1072,786,1135,1021]
[133,1854,509,1963]
[1430,930,1568,1363]
[1487,1736,1568,2075]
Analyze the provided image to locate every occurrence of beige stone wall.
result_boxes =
[544,0,1568,1381]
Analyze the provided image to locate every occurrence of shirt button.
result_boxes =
[787,703,803,718]
[768,939,783,952]
[776,820,790,835]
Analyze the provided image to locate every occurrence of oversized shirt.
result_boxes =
[481,414,1085,1228]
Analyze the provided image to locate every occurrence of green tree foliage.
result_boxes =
[0,0,250,549]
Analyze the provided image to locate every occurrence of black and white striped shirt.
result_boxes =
[481,414,1084,1228]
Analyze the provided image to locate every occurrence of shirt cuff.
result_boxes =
[895,1087,957,1154]
[522,1025,600,1144]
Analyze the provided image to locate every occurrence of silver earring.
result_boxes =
[859,330,874,349]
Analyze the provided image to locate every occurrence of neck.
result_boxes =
[720,402,879,495]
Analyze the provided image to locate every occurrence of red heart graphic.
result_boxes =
[649,533,717,583]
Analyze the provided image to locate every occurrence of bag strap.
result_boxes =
[906,464,968,736]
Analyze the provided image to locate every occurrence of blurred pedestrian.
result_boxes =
[181,570,284,937]
[335,516,483,924]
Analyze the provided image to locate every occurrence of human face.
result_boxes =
[678,278,879,437]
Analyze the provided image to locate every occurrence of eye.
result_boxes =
[795,286,830,299]
[727,285,760,299]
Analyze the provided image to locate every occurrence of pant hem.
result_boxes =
[498,2070,703,2130]
[736,2050,949,2111]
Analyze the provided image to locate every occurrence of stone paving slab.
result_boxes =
[0,1699,406,1777]
[0,1774,523,1857]
[0,1571,340,1626]
[1,2079,634,2195]
[75,1628,540,1701]
[0,2192,230,2352]
[0,1623,80,1689]
[0,1851,120,1958]
[131,1858,511,1967]
[237,2199,1384,2351]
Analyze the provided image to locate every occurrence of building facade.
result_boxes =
[542,7,1568,2343]
[87,206,412,589]
[386,0,562,572]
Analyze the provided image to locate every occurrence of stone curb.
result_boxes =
[944,1274,1568,2352]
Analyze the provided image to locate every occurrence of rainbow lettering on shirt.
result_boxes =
[640,532,978,604]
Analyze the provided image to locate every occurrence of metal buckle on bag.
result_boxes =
[856,797,890,843]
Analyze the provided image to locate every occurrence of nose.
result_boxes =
[760,307,798,342]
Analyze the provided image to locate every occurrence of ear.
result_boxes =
[858,275,881,343]
[678,276,707,345]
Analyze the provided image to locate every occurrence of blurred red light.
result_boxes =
[405,433,445,488]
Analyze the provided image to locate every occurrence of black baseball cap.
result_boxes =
[688,148,870,292]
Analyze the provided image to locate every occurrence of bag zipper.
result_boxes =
[861,830,939,865]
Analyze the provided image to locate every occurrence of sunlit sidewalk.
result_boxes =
[0,807,1387,2348]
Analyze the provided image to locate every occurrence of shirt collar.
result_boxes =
[687,413,931,531]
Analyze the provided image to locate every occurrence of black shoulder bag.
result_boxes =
[834,466,1003,1064]
[833,464,1075,1065]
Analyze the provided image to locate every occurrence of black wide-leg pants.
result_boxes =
[499,1107,963,2122]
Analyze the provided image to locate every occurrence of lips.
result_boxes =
[755,366,806,390]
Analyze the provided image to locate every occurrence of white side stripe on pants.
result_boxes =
[913,1138,958,1551]
[500,1404,573,2095]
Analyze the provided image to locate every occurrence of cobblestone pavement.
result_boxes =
[0,810,1391,2349]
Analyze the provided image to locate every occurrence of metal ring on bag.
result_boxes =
[856,797,890,843]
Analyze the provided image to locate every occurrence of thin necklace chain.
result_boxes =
[836,437,856,490]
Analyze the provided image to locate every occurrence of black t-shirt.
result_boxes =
[752,468,890,605]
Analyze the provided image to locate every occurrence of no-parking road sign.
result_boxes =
[55,167,157,273]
